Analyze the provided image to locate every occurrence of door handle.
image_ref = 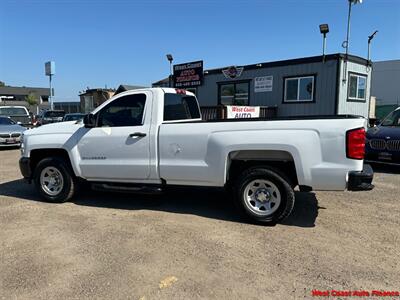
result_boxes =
[129,132,146,137]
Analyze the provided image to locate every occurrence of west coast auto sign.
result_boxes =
[173,60,203,88]
[227,106,260,119]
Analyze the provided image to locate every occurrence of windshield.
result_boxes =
[44,111,65,118]
[381,109,400,127]
[0,107,28,116]
[0,117,16,125]
[64,114,84,121]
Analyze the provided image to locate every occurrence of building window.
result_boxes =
[283,75,315,102]
[219,81,249,105]
[348,73,367,101]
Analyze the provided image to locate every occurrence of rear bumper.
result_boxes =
[19,157,32,179]
[347,164,374,191]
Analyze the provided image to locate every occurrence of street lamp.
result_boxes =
[319,24,329,62]
[166,54,173,87]
[343,0,363,82]
[367,30,378,63]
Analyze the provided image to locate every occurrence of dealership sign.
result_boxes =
[173,60,203,88]
[227,106,260,119]
[255,75,273,92]
[222,66,244,79]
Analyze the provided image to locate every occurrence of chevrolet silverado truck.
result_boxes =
[19,88,374,224]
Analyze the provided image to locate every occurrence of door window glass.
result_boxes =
[97,94,146,127]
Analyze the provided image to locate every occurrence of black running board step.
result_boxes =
[91,183,164,194]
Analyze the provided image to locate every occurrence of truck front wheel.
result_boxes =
[234,167,295,224]
[33,157,76,203]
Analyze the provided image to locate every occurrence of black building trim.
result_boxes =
[205,53,368,75]
[334,58,341,114]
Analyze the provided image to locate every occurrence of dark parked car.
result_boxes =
[366,107,400,165]
[0,116,26,148]
[37,110,65,126]
[62,113,85,122]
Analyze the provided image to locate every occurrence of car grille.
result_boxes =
[369,139,400,151]
[11,133,21,137]
[0,133,11,138]
[387,140,400,151]
[369,139,386,150]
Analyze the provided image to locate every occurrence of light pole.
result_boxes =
[342,0,363,82]
[166,54,173,88]
[367,30,378,63]
[45,61,55,110]
[319,24,329,63]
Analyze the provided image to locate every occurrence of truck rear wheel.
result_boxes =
[234,167,295,224]
[33,157,76,203]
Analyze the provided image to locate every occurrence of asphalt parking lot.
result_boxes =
[0,148,399,299]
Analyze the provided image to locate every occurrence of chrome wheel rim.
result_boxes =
[243,179,281,216]
[40,166,64,196]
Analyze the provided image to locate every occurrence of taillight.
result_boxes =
[346,127,366,160]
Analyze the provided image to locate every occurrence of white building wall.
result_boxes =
[337,60,371,118]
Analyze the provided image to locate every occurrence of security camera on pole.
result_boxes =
[45,61,55,110]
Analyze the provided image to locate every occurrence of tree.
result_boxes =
[0,81,5,87]
[25,93,38,106]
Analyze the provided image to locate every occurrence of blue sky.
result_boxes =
[1,0,399,101]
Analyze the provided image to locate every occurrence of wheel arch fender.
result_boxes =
[29,147,80,178]
[223,147,305,186]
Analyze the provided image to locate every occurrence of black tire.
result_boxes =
[33,157,76,203]
[233,166,295,224]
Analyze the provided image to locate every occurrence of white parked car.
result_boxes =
[19,88,373,224]
[0,106,32,126]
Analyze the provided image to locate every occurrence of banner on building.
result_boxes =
[254,75,273,92]
[173,60,203,88]
[226,106,260,119]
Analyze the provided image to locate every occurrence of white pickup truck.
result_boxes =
[19,88,373,224]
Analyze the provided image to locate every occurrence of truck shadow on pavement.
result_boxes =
[0,179,320,227]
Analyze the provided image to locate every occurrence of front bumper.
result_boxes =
[347,164,374,191]
[0,143,21,147]
[365,151,400,166]
[19,157,32,179]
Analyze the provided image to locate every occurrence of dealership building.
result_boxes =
[153,53,373,118]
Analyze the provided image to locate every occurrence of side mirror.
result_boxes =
[83,113,96,128]
[368,118,380,127]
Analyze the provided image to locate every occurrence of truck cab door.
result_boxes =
[77,92,152,181]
